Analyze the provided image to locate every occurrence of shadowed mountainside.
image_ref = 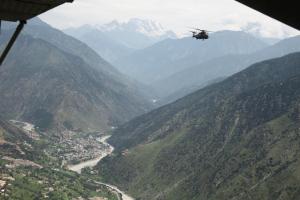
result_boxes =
[0,22,153,131]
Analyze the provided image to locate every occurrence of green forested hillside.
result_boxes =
[98,53,300,200]
[0,119,118,200]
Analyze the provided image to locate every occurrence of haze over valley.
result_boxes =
[1,1,300,199]
[64,19,300,105]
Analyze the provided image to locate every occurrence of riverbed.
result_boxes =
[67,135,134,200]
[67,135,113,173]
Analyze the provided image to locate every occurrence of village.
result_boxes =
[49,130,110,166]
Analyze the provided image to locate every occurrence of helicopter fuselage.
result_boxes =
[193,32,209,40]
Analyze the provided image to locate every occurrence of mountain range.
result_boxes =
[63,20,300,106]
[97,18,177,49]
[155,35,300,104]
[2,10,300,200]
[64,19,177,63]
[113,30,268,85]
[97,52,300,200]
[64,25,134,63]
[0,18,153,132]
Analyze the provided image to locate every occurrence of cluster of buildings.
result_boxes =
[54,131,110,165]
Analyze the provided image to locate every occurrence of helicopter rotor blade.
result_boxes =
[187,27,202,30]
[187,27,214,32]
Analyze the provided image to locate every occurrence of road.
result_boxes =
[94,181,134,200]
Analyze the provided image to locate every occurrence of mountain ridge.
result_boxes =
[64,24,135,63]
[152,35,300,102]
[97,18,177,49]
[113,30,268,84]
[97,52,300,200]
[0,21,153,132]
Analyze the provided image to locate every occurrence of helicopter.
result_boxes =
[189,28,212,40]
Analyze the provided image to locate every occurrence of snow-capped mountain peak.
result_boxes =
[100,20,121,31]
[127,18,165,37]
[94,18,177,49]
[98,18,177,38]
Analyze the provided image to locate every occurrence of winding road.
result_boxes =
[94,181,134,200]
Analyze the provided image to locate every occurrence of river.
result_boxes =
[67,135,134,200]
[67,136,114,173]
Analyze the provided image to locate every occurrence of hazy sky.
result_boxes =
[40,0,299,38]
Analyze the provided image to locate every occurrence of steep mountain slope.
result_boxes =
[98,18,177,49]
[0,31,151,131]
[0,119,35,159]
[2,18,144,87]
[159,77,226,106]
[24,18,157,102]
[20,18,120,77]
[64,25,134,63]
[98,53,300,200]
[114,31,268,84]
[153,35,300,101]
